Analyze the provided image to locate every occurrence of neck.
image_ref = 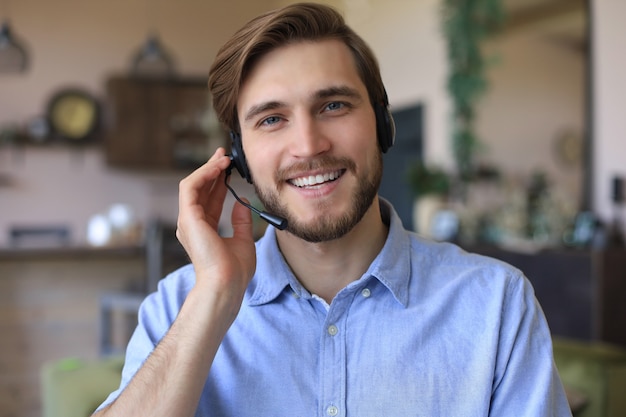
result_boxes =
[275,198,388,304]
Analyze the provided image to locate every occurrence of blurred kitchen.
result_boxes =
[0,0,625,416]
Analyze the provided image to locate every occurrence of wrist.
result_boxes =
[181,276,245,335]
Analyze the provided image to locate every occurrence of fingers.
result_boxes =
[176,148,231,256]
[231,198,254,242]
[178,148,231,228]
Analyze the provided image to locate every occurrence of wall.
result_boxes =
[0,0,446,246]
[592,0,626,223]
[336,0,450,165]
[0,147,184,246]
[465,0,626,231]
[476,26,585,206]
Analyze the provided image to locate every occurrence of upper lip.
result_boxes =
[288,169,344,187]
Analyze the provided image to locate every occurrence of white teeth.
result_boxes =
[292,171,341,187]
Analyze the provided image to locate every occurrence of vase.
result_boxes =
[412,195,446,238]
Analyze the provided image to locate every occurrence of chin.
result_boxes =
[284,199,371,243]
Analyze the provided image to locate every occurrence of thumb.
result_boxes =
[231,199,254,241]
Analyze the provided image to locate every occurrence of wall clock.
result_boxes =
[553,129,583,169]
[46,88,100,143]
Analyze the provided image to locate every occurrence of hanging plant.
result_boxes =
[441,0,505,182]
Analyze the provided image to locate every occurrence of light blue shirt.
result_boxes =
[99,201,572,416]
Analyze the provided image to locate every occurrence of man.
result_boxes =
[95,3,572,416]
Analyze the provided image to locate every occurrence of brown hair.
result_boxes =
[208,2,386,132]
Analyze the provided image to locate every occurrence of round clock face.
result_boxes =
[47,89,99,142]
[553,130,582,169]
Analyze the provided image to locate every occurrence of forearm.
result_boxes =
[93,281,241,417]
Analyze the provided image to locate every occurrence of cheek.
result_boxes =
[341,119,379,162]
[328,109,377,145]
[243,140,278,183]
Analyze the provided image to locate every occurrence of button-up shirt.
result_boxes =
[99,201,572,416]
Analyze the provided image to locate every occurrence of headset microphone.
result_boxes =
[224,160,288,230]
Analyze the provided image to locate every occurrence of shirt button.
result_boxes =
[327,324,338,336]
[326,405,339,416]
[361,288,371,298]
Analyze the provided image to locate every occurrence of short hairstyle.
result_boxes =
[208,2,386,132]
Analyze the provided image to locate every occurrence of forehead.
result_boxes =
[237,39,367,111]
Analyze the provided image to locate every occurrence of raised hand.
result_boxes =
[176,147,256,316]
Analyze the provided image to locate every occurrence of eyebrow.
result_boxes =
[314,85,362,101]
[243,100,287,123]
[242,85,364,123]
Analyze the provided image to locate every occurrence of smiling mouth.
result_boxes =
[289,170,344,188]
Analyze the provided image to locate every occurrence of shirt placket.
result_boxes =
[319,294,350,417]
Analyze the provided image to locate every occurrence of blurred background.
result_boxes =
[0,0,625,416]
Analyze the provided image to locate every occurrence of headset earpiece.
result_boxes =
[374,87,395,153]
[229,130,253,183]
[375,101,395,153]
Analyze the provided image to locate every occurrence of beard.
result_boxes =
[253,152,383,243]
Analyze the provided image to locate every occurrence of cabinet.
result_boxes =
[104,76,226,170]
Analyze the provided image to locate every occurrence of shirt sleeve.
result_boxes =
[489,271,573,416]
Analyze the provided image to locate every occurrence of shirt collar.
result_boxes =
[365,200,411,307]
[247,198,412,307]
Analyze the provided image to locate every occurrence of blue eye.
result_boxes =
[325,102,344,111]
[261,116,281,126]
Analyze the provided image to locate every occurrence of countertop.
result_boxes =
[0,244,144,261]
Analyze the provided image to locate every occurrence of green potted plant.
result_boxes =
[407,160,451,198]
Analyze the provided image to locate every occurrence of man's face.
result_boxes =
[237,39,382,242]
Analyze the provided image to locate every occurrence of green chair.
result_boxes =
[40,355,124,417]
[553,337,626,417]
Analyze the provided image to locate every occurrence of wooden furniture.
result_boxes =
[467,246,626,348]
[0,247,144,417]
[104,76,225,170]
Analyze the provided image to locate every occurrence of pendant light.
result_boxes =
[130,32,176,78]
[0,19,29,73]
[130,0,175,78]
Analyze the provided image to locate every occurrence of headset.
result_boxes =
[225,92,395,230]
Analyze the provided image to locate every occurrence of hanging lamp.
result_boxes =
[0,19,29,73]
[130,32,176,78]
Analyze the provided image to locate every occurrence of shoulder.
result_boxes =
[406,235,531,303]
[412,235,524,279]
[384,200,527,290]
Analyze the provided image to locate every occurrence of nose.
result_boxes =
[289,114,331,158]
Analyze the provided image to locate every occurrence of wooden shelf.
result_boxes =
[0,244,144,262]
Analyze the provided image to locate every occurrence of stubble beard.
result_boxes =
[253,153,383,243]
